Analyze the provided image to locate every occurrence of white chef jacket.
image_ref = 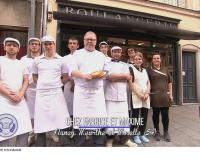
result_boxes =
[68,48,108,89]
[105,61,130,101]
[32,54,68,90]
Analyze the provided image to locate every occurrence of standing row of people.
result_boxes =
[0,31,173,147]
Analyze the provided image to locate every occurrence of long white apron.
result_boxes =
[64,81,74,116]
[34,88,70,133]
[73,85,107,129]
[25,87,36,119]
[0,97,32,141]
[105,100,130,135]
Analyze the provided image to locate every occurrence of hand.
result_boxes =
[143,93,149,101]
[9,91,24,103]
[124,74,132,81]
[137,93,144,100]
[169,95,173,103]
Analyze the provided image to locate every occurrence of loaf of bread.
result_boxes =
[90,71,106,79]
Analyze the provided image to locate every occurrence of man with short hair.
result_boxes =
[21,37,41,146]
[69,31,108,146]
[32,35,71,146]
[63,37,79,118]
[99,41,109,56]
[0,37,32,147]
[62,37,79,145]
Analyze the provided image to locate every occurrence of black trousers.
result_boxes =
[152,107,169,132]
[131,108,148,135]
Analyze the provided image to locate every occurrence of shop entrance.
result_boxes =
[58,23,178,103]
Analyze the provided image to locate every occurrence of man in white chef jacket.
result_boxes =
[69,31,108,146]
[63,36,79,118]
[32,35,71,146]
[104,46,137,147]
[62,36,79,145]
[21,37,41,146]
[0,37,32,147]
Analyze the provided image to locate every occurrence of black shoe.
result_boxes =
[164,131,171,142]
[154,132,161,141]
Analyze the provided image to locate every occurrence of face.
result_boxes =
[4,42,19,56]
[84,32,97,51]
[68,39,79,53]
[111,49,122,60]
[29,40,40,53]
[134,55,143,67]
[152,54,161,67]
[100,45,109,55]
[43,41,56,55]
[128,48,136,59]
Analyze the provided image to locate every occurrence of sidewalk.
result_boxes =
[44,104,200,147]
[143,104,200,147]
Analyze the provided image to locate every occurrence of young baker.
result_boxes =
[104,46,137,147]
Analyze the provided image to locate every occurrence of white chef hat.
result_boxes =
[3,37,20,48]
[111,46,122,52]
[99,41,108,48]
[28,37,41,44]
[41,35,55,43]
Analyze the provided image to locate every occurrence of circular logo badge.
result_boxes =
[0,113,18,137]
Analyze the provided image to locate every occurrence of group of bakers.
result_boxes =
[0,31,173,147]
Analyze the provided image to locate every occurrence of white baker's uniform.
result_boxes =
[68,48,108,129]
[131,66,150,109]
[32,54,70,133]
[0,56,32,141]
[104,61,130,134]
[21,56,36,119]
[62,54,74,116]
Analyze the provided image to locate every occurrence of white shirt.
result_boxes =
[68,48,108,89]
[105,61,129,101]
[62,53,74,75]
[32,53,67,90]
[21,55,35,88]
[0,56,28,93]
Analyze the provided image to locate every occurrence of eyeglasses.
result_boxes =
[84,39,96,42]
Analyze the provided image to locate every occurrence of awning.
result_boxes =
[53,12,200,40]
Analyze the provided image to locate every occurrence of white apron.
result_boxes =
[25,87,36,119]
[73,85,107,129]
[105,100,130,134]
[34,88,70,133]
[64,81,74,116]
[0,97,32,141]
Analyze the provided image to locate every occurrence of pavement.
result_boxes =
[8,104,200,147]
[44,104,200,147]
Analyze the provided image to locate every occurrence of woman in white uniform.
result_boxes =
[21,37,41,146]
[69,31,108,146]
[104,46,137,147]
[129,52,150,144]
[0,38,32,147]
[32,35,71,146]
